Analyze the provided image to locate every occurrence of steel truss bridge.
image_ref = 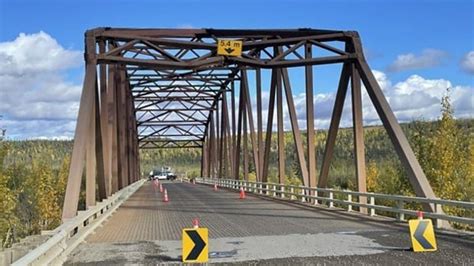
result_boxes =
[59,27,443,219]
[4,27,474,266]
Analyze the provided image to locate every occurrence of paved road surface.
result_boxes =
[66,180,473,265]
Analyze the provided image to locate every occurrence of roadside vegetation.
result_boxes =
[0,91,472,247]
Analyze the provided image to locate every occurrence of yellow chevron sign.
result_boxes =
[182,228,208,262]
[217,39,242,56]
[409,219,437,252]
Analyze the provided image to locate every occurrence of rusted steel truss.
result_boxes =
[62,28,438,220]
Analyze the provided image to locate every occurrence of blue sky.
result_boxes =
[1,0,473,84]
[0,0,473,138]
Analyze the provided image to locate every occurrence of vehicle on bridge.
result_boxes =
[149,166,177,181]
[166,172,177,181]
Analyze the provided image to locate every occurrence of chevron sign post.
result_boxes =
[182,228,209,262]
[408,218,437,252]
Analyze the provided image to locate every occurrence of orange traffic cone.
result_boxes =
[163,189,169,202]
[417,210,423,220]
[213,183,218,191]
[159,183,163,193]
[239,187,246,199]
[193,218,199,229]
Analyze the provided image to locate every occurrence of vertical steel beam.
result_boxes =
[351,62,367,213]
[62,32,97,220]
[134,104,140,181]
[98,40,111,197]
[256,67,263,181]
[206,133,211,177]
[108,62,119,193]
[209,112,216,178]
[234,78,245,180]
[231,81,236,177]
[115,68,125,189]
[200,141,206,177]
[204,133,211,178]
[243,102,249,181]
[215,100,220,177]
[125,76,132,184]
[201,139,207,177]
[305,43,317,188]
[223,92,232,178]
[217,103,221,177]
[128,98,137,183]
[125,82,134,184]
[85,85,97,208]
[222,119,228,179]
[276,67,285,184]
[94,78,107,200]
[122,75,131,186]
[218,99,225,178]
[318,63,351,188]
[131,90,140,181]
[241,70,260,182]
[121,69,129,187]
[262,69,277,183]
[131,101,137,183]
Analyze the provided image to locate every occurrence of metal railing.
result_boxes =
[196,178,474,229]
[11,179,145,266]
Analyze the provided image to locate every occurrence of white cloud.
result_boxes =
[388,75,472,121]
[387,49,447,72]
[460,51,474,74]
[0,31,81,76]
[288,71,473,131]
[0,32,82,139]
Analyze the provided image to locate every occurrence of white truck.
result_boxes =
[150,166,175,180]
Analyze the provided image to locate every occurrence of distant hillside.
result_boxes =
[1,114,472,247]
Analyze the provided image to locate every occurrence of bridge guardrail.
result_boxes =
[11,179,146,266]
[196,178,474,229]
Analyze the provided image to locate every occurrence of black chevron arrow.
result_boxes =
[413,220,434,249]
[224,47,235,54]
[185,230,206,260]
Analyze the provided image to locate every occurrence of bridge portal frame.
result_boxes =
[62,28,437,220]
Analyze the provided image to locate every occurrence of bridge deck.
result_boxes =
[67,180,474,264]
[86,180,375,242]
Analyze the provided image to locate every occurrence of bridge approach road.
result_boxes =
[66,180,473,265]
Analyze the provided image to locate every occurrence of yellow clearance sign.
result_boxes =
[408,219,437,252]
[182,228,208,262]
[217,39,243,56]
